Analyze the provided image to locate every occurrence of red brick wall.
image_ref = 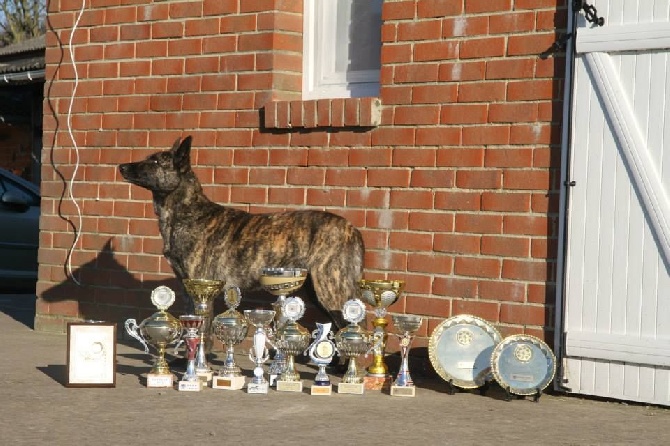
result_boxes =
[37,0,566,350]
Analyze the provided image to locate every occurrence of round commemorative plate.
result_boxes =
[429,314,502,389]
[490,334,556,396]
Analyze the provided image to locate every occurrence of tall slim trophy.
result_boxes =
[182,278,227,383]
[244,309,276,394]
[259,267,308,386]
[359,279,404,390]
[305,322,337,395]
[275,296,311,393]
[334,299,374,395]
[178,315,204,392]
[211,287,248,390]
[390,314,423,397]
[125,286,182,388]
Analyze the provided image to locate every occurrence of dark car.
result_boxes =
[0,168,39,292]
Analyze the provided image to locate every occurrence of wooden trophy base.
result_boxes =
[310,384,332,396]
[363,375,391,391]
[391,385,416,397]
[277,380,303,393]
[146,373,174,388]
[211,375,246,390]
[247,381,269,394]
[337,382,365,394]
[178,380,203,392]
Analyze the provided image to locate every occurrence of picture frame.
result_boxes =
[66,322,117,388]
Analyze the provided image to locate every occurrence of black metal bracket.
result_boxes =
[540,33,573,59]
[564,180,576,187]
[574,0,605,27]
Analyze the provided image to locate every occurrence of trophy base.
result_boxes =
[212,375,245,390]
[247,382,269,394]
[363,375,392,391]
[310,384,332,396]
[269,373,279,387]
[391,385,416,397]
[146,373,174,388]
[277,380,303,393]
[337,382,364,395]
[178,380,203,392]
[196,371,213,383]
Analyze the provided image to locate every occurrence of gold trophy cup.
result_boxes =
[182,278,227,383]
[359,279,405,389]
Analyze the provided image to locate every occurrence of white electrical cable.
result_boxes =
[64,0,87,286]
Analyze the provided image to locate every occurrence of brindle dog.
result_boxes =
[119,136,364,327]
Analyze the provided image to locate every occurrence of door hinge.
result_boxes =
[564,180,576,187]
[540,33,573,59]
[574,0,605,27]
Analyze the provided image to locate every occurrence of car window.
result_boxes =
[0,174,40,207]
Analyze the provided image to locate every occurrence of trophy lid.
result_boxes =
[342,298,366,325]
[491,334,556,396]
[151,286,176,311]
[281,296,306,321]
[428,314,502,389]
[224,286,242,310]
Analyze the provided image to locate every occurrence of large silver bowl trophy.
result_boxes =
[125,286,182,387]
[390,314,423,397]
[211,286,248,390]
[274,296,311,392]
[177,315,204,392]
[259,267,308,386]
[334,298,375,395]
[244,309,276,394]
[305,322,338,395]
[182,278,227,383]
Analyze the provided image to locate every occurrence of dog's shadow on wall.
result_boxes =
[39,238,334,335]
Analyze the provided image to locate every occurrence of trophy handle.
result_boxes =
[125,319,149,354]
[173,338,184,356]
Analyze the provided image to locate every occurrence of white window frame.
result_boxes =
[303,0,382,100]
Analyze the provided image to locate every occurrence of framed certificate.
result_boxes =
[66,322,117,387]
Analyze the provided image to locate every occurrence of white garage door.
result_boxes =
[561,1,670,406]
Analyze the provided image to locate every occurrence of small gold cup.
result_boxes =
[358,279,405,377]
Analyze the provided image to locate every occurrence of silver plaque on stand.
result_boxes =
[491,334,556,402]
[428,314,502,393]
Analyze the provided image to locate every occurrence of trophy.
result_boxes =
[259,267,308,386]
[244,309,276,394]
[359,279,404,389]
[182,278,227,383]
[305,322,337,395]
[390,314,423,397]
[211,287,249,390]
[125,286,182,387]
[334,299,375,395]
[177,315,204,391]
[274,296,311,392]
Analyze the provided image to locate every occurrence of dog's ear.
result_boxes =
[172,136,193,172]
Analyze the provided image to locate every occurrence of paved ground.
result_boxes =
[1,294,669,445]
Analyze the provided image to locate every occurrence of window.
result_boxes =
[303,0,383,100]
